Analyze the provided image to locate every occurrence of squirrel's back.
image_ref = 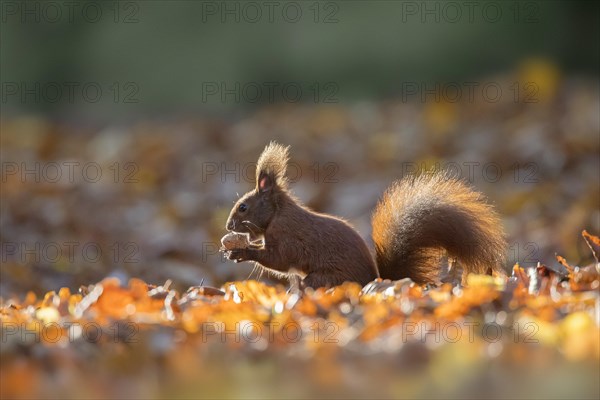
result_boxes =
[372,173,507,284]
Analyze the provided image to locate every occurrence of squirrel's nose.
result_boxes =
[226,220,234,231]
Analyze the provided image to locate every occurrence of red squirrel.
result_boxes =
[223,142,507,289]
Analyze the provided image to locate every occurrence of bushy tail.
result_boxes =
[372,173,507,284]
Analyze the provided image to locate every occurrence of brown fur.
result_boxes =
[226,143,507,288]
[372,173,506,284]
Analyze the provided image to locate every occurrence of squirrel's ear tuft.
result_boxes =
[256,141,290,191]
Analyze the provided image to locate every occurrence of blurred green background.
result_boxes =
[1,1,598,117]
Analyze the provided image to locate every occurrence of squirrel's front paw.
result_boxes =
[226,249,250,263]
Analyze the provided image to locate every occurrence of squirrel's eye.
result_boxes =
[238,203,248,212]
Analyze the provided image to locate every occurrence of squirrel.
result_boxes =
[223,142,507,289]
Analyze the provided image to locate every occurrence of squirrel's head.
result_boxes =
[225,142,290,238]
